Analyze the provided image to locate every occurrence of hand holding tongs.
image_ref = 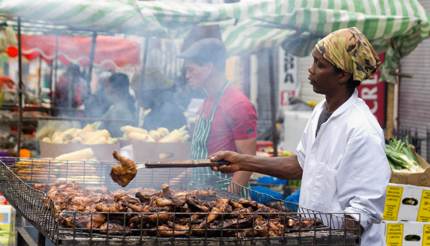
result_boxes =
[110,151,230,187]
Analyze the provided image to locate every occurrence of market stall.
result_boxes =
[0,25,143,157]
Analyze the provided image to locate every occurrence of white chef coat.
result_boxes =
[296,90,390,246]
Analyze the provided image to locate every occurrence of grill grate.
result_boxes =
[0,157,361,245]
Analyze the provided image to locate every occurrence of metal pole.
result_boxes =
[136,38,150,127]
[52,35,59,115]
[17,17,23,156]
[427,128,429,161]
[268,49,278,156]
[87,32,97,92]
[141,38,149,88]
[37,56,42,101]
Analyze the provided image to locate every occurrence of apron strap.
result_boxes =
[191,81,230,159]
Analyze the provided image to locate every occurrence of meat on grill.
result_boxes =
[110,151,137,187]
[42,182,321,237]
[99,222,130,234]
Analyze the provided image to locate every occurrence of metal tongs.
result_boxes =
[137,159,230,169]
[111,151,230,187]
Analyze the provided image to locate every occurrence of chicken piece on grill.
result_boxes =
[186,195,210,212]
[89,213,107,229]
[129,211,171,225]
[99,222,130,234]
[231,207,254,219]
[59,212,106,230]
[114,192,141,206]
[238,198,258,208]
[235,228,257,238]
[229,200,244,210]
[68,196,95,211]
[268,219,284,236]
[254,215,269,237]
[253,217,284,237]
[153,197,174,207]
[127,203,150,212]
[110,151,137,187]
[167,221,190,232]
[209,215,254,229]
[161,184,186,207]
[285,217,318,230]
[95,202,127,213]
[136,190,159,204]
[190,213,204,222]
[148,211,171,223]
[157,225,189,236]
[206,198,229,223]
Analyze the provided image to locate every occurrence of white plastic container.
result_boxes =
[283,110,312,151]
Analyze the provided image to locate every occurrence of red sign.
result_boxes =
[357,54,386,127]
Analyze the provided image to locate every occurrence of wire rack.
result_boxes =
[0,157,361,245]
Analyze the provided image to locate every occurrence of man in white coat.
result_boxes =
[210,27,391,245]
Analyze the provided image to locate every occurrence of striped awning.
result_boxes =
[0,0,167,36]
[0,0,428,82]
[136,0,429,82]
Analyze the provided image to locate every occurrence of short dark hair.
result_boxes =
[109,73,130,94]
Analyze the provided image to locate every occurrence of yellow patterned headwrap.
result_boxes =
[315,27,381,81]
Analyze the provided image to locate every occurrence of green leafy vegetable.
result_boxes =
[385,138,423,172]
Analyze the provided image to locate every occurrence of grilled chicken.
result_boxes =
[44,182,320,237]
[99,222,130,234]
[110,151,137,187]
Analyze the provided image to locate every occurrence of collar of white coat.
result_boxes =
[319,89,358,120]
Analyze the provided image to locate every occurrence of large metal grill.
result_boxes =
[0,157,361,245]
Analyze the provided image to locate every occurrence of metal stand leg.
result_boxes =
[37,232,45,246]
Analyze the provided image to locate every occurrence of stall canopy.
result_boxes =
[0,0,167,36]
[6,35,140,68]
[1,0,429,82]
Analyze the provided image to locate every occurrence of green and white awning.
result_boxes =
[0,0,167,36]
[137,0,429,82]
[0,0,429,82]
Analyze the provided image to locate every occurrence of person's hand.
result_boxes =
[210,151,246,173]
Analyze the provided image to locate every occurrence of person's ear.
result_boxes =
[337,71,352,85]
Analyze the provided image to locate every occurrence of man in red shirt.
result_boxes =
[179,38,257,188]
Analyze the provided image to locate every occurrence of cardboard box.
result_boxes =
[385,221,430,246]
[390,153,430,187]
[383,183,430,222]
[0,205,15,246]
[40,142,121,162]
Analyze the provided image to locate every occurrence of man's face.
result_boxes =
[184,61,212,88]
[308,49,342,95]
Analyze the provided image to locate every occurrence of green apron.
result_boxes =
[191,82,230,187]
